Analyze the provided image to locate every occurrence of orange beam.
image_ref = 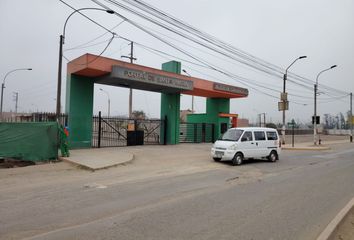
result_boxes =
[218,113,239,118]
[67,54,248,99]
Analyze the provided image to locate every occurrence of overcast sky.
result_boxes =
[1,0,353,124]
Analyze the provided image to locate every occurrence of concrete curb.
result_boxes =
[59,154,134,171]
[316,197,354,240]
[282,146,330,151]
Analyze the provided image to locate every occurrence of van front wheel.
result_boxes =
[232,153,243,166]
[268,151,278,162]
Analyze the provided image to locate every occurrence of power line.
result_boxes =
[63,34,115,65]
[134,39,311,106]
[120,34,329,104]
[64,19,125,51]
[62,0,348,106]
[98,0,348,96]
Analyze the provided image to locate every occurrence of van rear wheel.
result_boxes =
[268,151,278,162]
[232,153,243,166]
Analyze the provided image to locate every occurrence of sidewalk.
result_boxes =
[282,139,349,151]
[59,148,134,171]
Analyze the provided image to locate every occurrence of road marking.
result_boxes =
[84,183,107,189]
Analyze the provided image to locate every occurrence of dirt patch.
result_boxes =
[0,158,36,168]
[329,207,354,240]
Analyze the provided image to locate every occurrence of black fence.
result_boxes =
[136,119,165,145]
[92,112,165,148]
[179,123,215,143]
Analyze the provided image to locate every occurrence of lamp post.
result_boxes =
[56,8,115,120]
[281,56,307,144]
[182,69,194,112]
[99,88,111,117]
[314,65,337,145]
[1,68,32,117]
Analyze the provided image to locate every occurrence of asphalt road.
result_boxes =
[0,143,353,240]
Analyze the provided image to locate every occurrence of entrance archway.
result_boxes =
[66,54,248,148]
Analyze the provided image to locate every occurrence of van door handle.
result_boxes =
[251,142,254,144]
[256,142,258,146]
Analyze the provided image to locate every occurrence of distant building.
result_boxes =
[0,112,31,122]
[237,118,249,127]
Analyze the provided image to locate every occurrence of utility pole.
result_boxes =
[350,92,353,142]
[257,113,266,127]
[56,34,64,120]
[56,8,115,121]
[314,83,318,145]
[263,112,266,127]
[281,56,307,145]
[258,114,262,127]
[13,92,18,113]
[121,41,137,118]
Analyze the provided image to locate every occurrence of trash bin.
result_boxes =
[127,130,144,146]
[135,130,144,145]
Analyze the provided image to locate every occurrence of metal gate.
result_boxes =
[92,112,165,148]
[179,123,215,143]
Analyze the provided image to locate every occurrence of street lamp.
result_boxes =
[99,88,111,117]
[1,68,32,117]
[281,56,307,144]
[182,69,194,112]
[313,65,337,145]
[56,8,115,120]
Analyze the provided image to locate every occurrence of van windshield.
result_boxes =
[219,129,244,141]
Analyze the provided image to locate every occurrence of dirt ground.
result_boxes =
[0,158,36,168]
[329,207,354,240]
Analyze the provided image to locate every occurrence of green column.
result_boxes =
[65,74,94,149]
[206,98,230,139]
[160,61,181,144]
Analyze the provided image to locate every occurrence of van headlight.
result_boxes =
[228,144,238,150]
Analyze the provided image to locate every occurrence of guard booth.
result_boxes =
[65,54,248,148]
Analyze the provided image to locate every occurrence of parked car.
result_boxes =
[211,127,280,165]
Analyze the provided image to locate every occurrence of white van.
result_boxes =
[211,127,280,166]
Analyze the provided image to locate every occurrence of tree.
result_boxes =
[131,110,147,120]
[265,123,277,129]
[323,113,336,129]
[338,112,345,129]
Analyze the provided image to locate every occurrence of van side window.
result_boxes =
[254,131,266,141]
[241,131,253,142]
[267,131,278,140]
